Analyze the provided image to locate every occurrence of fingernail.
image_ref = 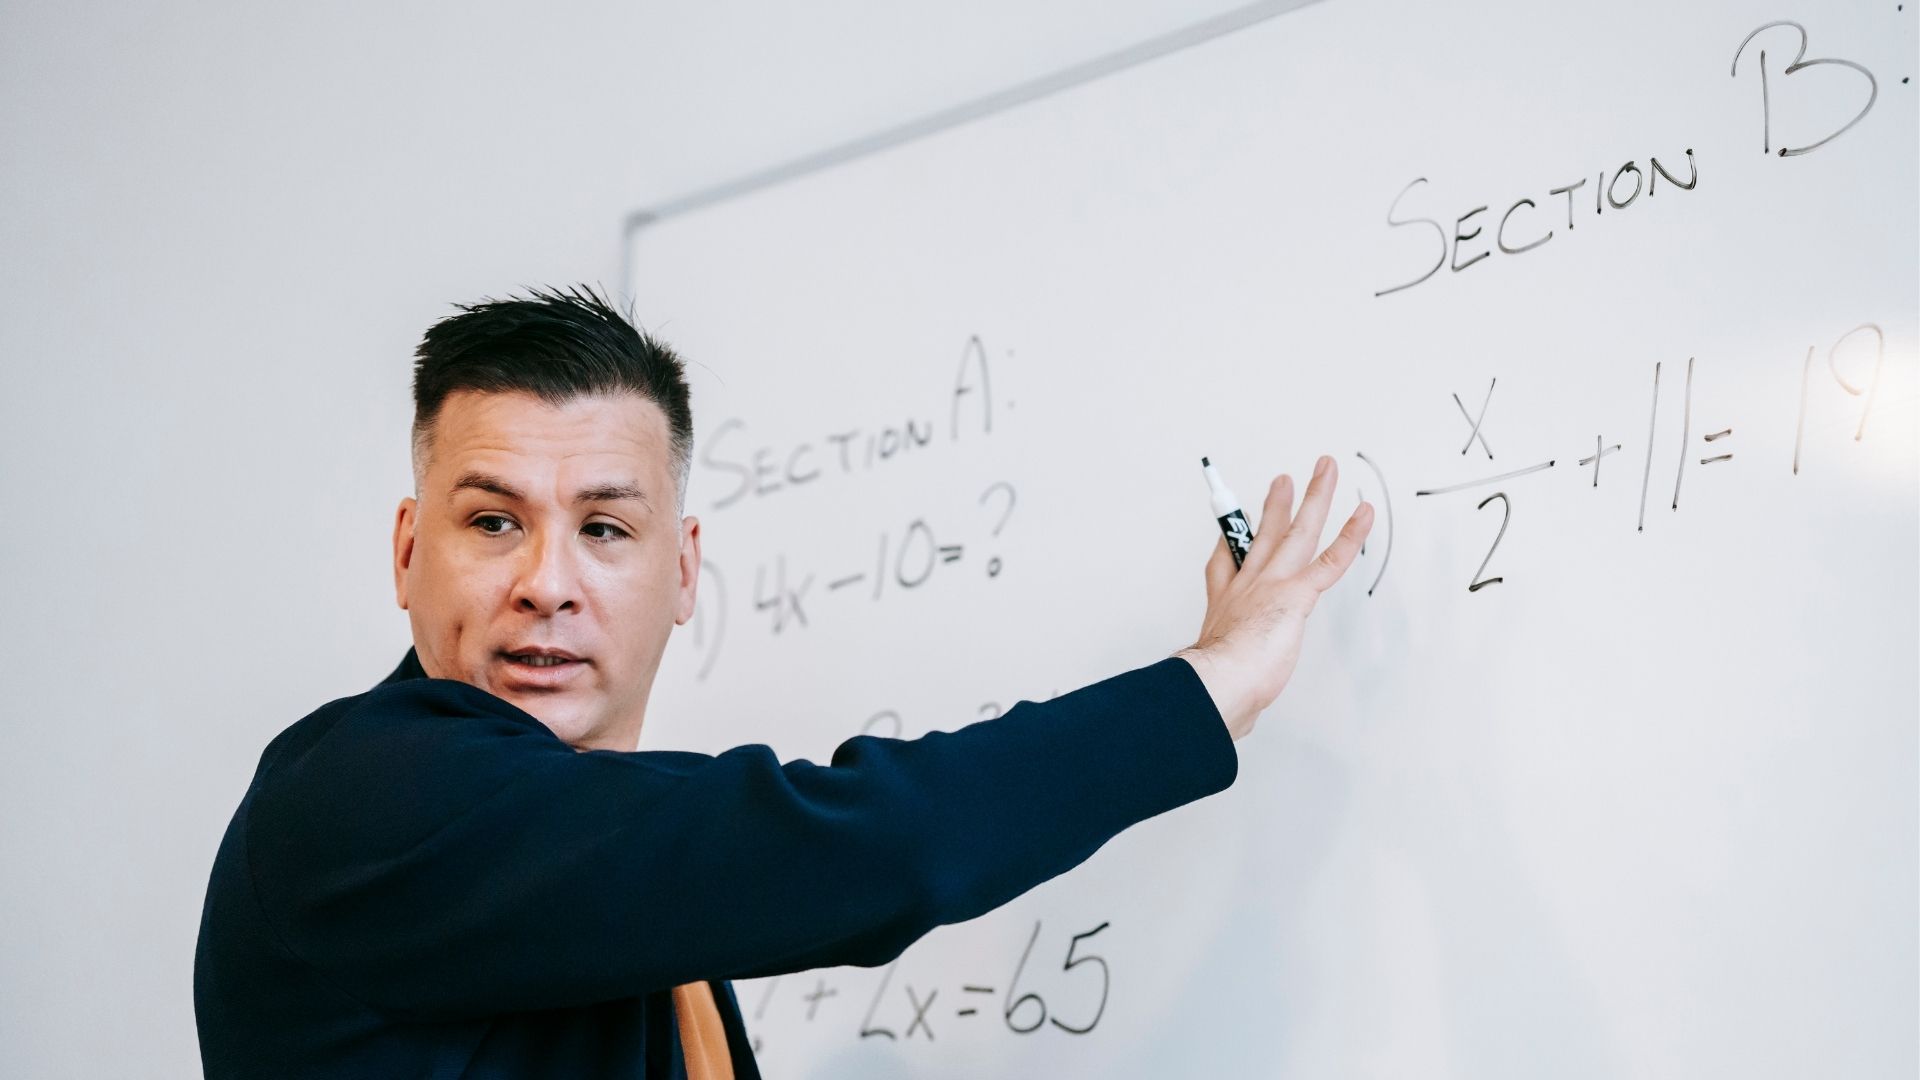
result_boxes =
[1315,456,1330,477]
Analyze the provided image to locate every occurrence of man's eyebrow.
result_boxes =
[451,471,525,501]
[573,482,651,508]
[449,471,650,509]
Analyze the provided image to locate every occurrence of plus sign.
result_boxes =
[803,978,838,1021]
[1579,435,1621,486]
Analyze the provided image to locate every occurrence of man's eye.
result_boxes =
[473,514,517,536]
[583,521,631,541]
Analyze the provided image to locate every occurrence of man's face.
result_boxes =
[392,389,699,751]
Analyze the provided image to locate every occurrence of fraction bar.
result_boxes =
[1414,460,1554,497]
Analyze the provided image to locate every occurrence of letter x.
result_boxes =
[905,986,937,1041]
[1453,378,1496,459]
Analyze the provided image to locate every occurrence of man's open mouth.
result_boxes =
[498,647,586,675]
[506,654,574,667]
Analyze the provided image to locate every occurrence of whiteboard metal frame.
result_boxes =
[618,0,1326,289]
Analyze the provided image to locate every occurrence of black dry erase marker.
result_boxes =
[1201,456,1253,569]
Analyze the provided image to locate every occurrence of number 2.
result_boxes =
[1470,493,1510,592]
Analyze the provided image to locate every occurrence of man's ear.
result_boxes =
[393,497,418,610]
[673,515,701,626]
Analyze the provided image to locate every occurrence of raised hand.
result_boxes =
[1175,455,1374,741]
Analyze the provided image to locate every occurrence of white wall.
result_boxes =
[0,2,1280,1073]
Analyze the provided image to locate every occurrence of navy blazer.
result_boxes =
[194,647,1236,1078]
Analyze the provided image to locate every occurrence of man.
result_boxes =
[193,285,1374,1078]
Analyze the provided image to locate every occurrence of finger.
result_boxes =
[1270,455,1339,575]
[1302,501,1375,591]
[1241,473,1294,573]
[1204,533,1234,600]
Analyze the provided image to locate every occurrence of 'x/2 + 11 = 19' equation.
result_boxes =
[1355,323,1894,596]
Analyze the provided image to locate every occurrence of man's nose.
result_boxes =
[510,528,582,615]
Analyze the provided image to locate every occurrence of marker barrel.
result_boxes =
[1201,458,1253,569]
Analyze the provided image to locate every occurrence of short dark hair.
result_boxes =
[410,284,694,512]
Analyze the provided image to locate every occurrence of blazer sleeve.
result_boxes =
[244,654,1237,1022]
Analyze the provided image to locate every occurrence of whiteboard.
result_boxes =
[628,0,1919,1076]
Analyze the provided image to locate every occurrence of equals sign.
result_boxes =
[957,985,994,1017]
[828,573,866,591]
[1701,427,1734,464]
[939,545,964,564]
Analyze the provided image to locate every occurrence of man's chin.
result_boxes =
[466,660,624,750]
[496,690,598,746]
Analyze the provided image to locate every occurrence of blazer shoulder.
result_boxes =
[247,674,571,866]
